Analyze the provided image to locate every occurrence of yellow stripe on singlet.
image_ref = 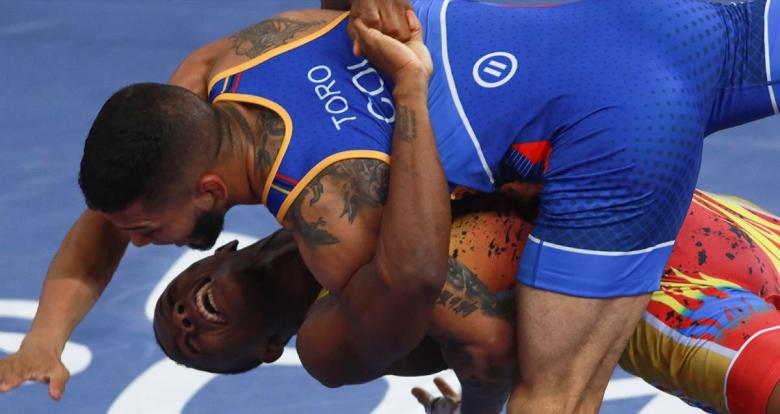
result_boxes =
[275,151,390,223]
[207,13,350,95]
[316,289,330,302]
[695,191,780,272]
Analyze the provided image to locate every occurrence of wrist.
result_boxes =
[393,76,429,101]
[22,329,66,355]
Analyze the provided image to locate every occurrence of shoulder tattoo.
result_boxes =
[286,159,389,248]
[230,18,326,58]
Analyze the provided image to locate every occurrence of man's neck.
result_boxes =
[213,102,285,206]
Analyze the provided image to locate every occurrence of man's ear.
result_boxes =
[194,174,228,209]
[216,240,239,253]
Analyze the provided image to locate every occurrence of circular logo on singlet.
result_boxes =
[472,52,518,88]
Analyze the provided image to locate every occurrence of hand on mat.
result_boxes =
[351,9,432,84]
[412,377,462,414]
[0,342,70,400]
[348,0,414,56]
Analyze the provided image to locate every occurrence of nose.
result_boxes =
[129,232,151,247]
[174,302,195,332]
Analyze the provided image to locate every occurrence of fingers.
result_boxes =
[411,386,433,405]
[433,377,459,401]
[379,7,405,41]
[405,9,423,40]
[348,0,415,55]
[351,18,382,56]
[0,360,27,393]
[47,367,69,401]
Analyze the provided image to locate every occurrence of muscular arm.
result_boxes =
[0,210,129,398]
[295,71,450,377]
[298,256,515,414]
[30,210,129,347]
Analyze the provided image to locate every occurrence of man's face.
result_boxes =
[104,198,224,250]
[152,242,285,373]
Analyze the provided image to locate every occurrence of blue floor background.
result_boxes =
[0,1,777,413]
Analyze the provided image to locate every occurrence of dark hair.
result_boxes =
[79,83,219,212]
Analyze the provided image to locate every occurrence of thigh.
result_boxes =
[509,285,650,413]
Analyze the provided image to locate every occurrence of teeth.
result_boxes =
[207,287,220,313]
[196,282,225,323]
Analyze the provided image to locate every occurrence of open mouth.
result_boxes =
[195,279,226,324]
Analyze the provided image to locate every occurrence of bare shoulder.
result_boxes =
[208,9,345,80]
[282,158,390,292]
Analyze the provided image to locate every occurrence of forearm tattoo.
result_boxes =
[437,258,504,318]
[395,106,417,142]
[230,18,325,58]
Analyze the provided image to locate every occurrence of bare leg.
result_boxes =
[507,284,650,413]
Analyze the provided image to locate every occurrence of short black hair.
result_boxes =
[79,83,219,212]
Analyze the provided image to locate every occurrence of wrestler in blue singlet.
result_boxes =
[208,0,780,298]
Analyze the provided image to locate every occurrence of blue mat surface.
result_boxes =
[0,1,776,413]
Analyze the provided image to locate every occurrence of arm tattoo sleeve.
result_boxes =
[287,159,389,247]
[287,190,340,247]
[437,258,505,318]
[230,18,326,58]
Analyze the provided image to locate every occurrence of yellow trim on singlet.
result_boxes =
[207,12,350,94]
[316,288,330,302]
[694,191,780,272]
[621,315,733,414]
[212,93,294,205]
[276,150,391,222]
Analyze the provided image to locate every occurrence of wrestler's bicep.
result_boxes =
[284,158,389,293]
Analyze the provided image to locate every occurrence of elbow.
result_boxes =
[299,354,348,389]
[317,376,346,389]
[374,246,448,300]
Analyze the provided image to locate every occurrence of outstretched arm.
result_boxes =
[0,210,129,400]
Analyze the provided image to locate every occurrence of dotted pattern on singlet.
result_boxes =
[445,0,773,251]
